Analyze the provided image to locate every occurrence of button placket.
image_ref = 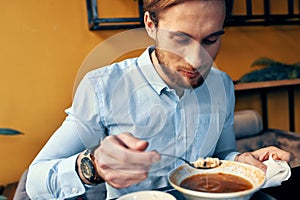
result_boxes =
[175,99,187,166]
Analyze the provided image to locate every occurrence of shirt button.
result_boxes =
[72,188,78,194]
[177,103,182,109]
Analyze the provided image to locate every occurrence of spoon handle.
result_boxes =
[160,153,195,168]
[160,154,221,169]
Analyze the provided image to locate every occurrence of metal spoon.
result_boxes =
[160,153,221,169]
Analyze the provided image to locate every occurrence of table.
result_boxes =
[113,188,275,200]
[156,186,276,200]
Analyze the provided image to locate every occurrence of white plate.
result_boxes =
[117,190,176,200]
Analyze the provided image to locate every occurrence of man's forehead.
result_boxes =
[156,1,226,39]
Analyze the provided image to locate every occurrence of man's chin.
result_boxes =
[178,78,204,89]
[189,76,205,88]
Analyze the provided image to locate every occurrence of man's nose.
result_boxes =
[185,42,208,68]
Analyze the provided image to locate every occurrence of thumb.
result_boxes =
[251,159,267,172]
[236,153,267,172]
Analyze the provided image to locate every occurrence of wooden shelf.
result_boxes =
[235,79,300,91]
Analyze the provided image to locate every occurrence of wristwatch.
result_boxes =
[80,148,104,185]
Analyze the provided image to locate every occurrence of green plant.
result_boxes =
[239,57,300,83]
[0,128,22,135]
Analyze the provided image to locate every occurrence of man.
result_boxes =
[26,0,291,199]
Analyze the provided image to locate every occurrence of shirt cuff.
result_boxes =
[58,154,86,198]
[225,151,240,161]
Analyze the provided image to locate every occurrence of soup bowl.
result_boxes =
[168,160,265,200]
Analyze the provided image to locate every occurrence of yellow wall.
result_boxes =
[0,0,299,184]
[0,0,122,185]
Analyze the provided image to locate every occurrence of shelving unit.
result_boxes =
[86,0,144,30]
[228,0,300,26]
[86,0,300,30]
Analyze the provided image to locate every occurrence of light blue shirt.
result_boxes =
[26,46,239,199]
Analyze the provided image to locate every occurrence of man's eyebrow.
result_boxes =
[169,30,189,37]
[206,30,225,38]
[169,30,225,39]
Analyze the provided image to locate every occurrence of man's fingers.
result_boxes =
[236,152,267,172]
[252,146,291,162]
[94,133,160,173]
[96,150,153,173]
[118,132,149,151]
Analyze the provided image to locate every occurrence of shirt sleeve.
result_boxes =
[213,73,240,160]
[26,74,106,199]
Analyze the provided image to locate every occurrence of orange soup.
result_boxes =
[180,173,253,193]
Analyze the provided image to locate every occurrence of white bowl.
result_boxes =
[117,190,176,200]
[168,160,266,200]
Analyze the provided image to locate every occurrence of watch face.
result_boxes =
[80,157,96,181]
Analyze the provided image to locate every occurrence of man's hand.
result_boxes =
[235,146,291,172]
[93,132,160,188]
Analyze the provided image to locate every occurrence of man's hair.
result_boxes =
[143,0,233,27]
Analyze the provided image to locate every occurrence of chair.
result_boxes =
[12,170,30,200]
[234,109,300,168]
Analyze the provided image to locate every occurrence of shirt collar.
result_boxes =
[137,46,168,95]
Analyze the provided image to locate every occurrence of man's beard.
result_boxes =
[155,48,209,89]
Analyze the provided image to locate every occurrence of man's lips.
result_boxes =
[179,70,200,78]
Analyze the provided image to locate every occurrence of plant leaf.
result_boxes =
[250,57,280,68]
[0,128,22,135]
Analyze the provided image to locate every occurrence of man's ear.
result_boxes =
[144,11,156,39]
